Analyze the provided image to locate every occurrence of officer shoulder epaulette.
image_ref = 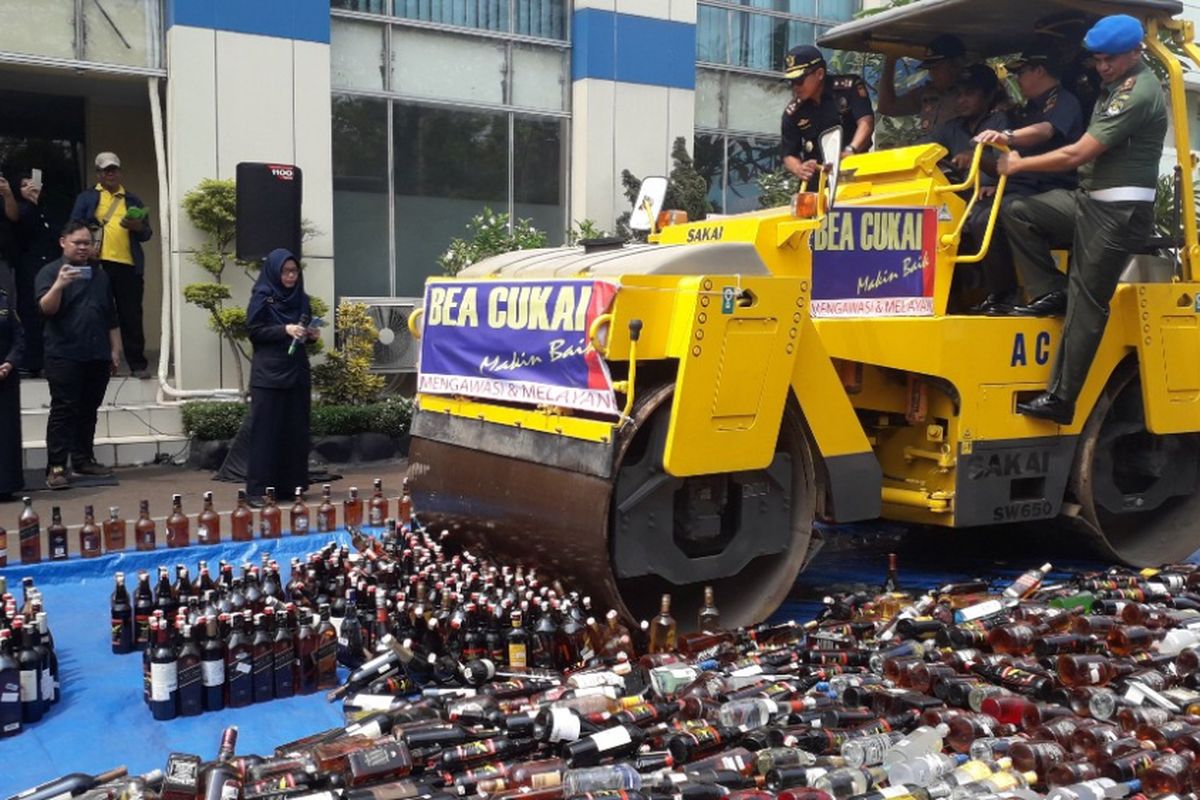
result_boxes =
[831,74,864,92]
[784,99,799,116]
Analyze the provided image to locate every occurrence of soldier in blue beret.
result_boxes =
[996,14,1166,425]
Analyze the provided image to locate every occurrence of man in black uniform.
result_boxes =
[781,45,875,191]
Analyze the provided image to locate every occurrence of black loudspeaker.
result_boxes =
[236,162,303,262]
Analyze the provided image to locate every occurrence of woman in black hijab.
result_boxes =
[0,272,24,500]
[244,248,317,504]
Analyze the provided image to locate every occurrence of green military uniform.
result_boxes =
[1002,61,1167,403]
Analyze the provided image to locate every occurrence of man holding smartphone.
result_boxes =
[35,220,123,489]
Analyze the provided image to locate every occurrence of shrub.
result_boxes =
[183,399,413,441]
[369,397,414,438]
[312,300,383,405]
[181,401,248,441]
[437,209,548,276]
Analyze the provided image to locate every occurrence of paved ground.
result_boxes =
[0,460,409,562]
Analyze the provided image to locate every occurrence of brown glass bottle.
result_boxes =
[260,488,281,539]
[398,477,412,526]
[231,491,253,542]
[649,594,678,654]
[295,611,319,695]
[103,506,126,552]
[79,505,102,558]
[1107,625,1166,656]
[317,484,336,532]
[18,497,40,564]
[290,487,309,535]
[315,604,338,690]
[344,486,363,529]
[135,500,156,551]
[507,611,529,672]
[198,491,220,545]
[368,478,388,527]
[166,494,189,548]
[0,521,6,567]
[1057,654,1126,687]
[47,506,68,561]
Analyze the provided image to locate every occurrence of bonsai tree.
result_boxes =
[311,300,386,406]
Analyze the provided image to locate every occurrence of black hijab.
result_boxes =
[247,248,309,326]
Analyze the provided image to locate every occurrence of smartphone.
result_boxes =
[30,168,42,191]
[73,265,93,280]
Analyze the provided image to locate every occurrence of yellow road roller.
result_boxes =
[406,0,1200,630]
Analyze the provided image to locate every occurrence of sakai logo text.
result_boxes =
[686,226,724,243]
[992,500,1054,522]
[968,450,1050,480]
[1011,331,1052,366]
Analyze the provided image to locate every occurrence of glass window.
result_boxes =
[332,96,392,298]
[391,26,506,104]
[739,0,816,14]
[693,132,726,214]
[513,115,566,243]
[819,0,857,21]
[725,135,780,213]
[332,18,388,91]
[697,5,727,64]
[515,0,566,39]
[332,0,390,13]
[731,12,791,72]
[0,0,85,61]
[511,44,567,111]
[389,0,566,39]
[727,72,790,134]
[81,0,162,67]
[696,71,724,130]
[393,104,509,295]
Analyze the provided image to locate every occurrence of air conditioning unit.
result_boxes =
[342,296,423,373]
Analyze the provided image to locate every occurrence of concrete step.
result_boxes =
[21,403,184,442]
[19,376,166,410]
[21,433,191,471]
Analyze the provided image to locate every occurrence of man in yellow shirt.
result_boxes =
[70,152,153,377]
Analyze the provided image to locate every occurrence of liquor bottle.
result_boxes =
[231,491,253,542]
[166,494,189,548]
[201,615,226,712]
[149,619,178,721]
[18,497,40,564]
[103,506,126,552]
[315,604,338,690]
[507,610,529,672]
[562,723,647,767]
[338,589,366,669]
[0,521,6,567]
[1004,562,1054,599]
[4,767,128,800]
[14,618,42,723]
[201,727,241,800]
[111,572,134,654]
[317,484,337,532]
[344,486,363,529]
[0,629,20,738]
[33,613,56,708]
[698,585,721,632]
[261,487,282,539]
[133,571,154,650]
[197,491,220,545]
[883,553,900,593]
[398,477,413,527]
[296,610,319,695]
[649,594,678,654]
[176,623,203,717]
[291,487,310,536]
[225,613,254,708]
[135,500,155,551]
[79,505,101,558]
[47,506,67,561]
[251,612,275,703]
[369,478,388,527]
[273,606,296,699]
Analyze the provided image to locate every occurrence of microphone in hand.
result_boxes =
[289,313,311,356]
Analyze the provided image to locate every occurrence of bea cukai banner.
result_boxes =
[418,279,620,415]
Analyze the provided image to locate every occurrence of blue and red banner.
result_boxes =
[810,206,938,317]
[418,279,620,415]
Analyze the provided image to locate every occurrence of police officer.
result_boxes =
[781,45,875,191]
[997,14,1167,424]
[971,44,1085,314]
[878,34,966,141]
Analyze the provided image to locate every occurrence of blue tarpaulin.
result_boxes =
[0,533,353,795]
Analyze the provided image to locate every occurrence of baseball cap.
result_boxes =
[1083,14,1145,55]
[95,152,121,170]
[1005,44,1063,74]
[919,34,966,68]
[958,64,1000,94]
[785,45,826,80]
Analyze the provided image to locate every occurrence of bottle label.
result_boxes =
[203,658,225,686]
[151,662,178,701]
[179,662,202,688]
[546,707,582,742]
[254,652,273,675]
[41,668,52,701]
[530,771,563,789]
[508,643,527,670]
[19,670,37,701]
[219,781,240,800]
[590,725,633,752]
[198,525,210,543]
[18,522,38,544]
[233,652,253,675]
[370,508,383,525]
[51,544,65,558]
[295,516,308,532]
[111,618,125,644]
[879,787,911,799]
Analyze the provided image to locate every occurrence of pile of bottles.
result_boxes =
[25,536,1200,800]
[0,576,62,738]
[1,478,409,563]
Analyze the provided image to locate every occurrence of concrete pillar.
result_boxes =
[163,1,334,391]
[570,0,697,230]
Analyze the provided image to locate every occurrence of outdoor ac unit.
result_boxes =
[342,297,423,373]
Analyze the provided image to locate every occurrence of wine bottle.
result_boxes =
[0,629,22,737]
[201,615,226,712]
[149,619,178,721]
[133,571,154,650]
[111,572,134,654]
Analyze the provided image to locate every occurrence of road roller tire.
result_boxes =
[1067,359,1200,566]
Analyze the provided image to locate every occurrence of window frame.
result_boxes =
[331,1,571,46]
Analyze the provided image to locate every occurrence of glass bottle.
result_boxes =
[165,493,189,548]
[135,500,156,551]
[883,553,900,593]
[1003,562,1053,599]
[649,594,677,654]
[507,610,529,672]
[344,486,363,529]
[296,610,319,695]
[18,497,40,564]
[198,491,220,544]
[225,613,253,708]
[231,490,253,542]
[398,477,413,526]
[79,505,102,558]
[149,617,179,721]
[273,606,296,699]
[317,484,337,532]
[201,615,226,712]
[251,612,275,703]
[290,487,309,535]
[111,572,134,654]
[0,521,7,568]
[47,506,67,561]
[133,571,154,650]
[698,585,721,632]
[177,623,204,717]
[103,506,126,552]
[261,487,281,539]
[315,604,338,690]
[369,478,388,527]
